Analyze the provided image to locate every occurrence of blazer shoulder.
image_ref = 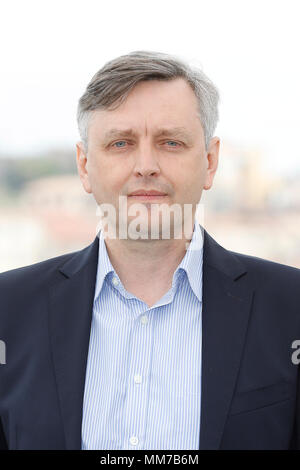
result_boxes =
[228,249,300,286]
[0,247,83,287]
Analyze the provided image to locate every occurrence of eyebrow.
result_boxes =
[101,127,194,145]
[102,128,136,143]
[154,127,193,143]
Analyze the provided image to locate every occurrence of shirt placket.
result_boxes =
[122,304,154,450]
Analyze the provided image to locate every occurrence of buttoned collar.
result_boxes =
[94,220,204,303]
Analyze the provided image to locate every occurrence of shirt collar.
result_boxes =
[173,220,204,302]
[93,229,116,302]
[94,220,204,303]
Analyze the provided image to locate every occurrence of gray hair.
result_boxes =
[77,51,220,152]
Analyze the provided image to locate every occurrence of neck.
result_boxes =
[102,223,195,298]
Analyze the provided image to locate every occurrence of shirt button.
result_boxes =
[134,374,142,384]
[129,436,139,446]
[112,277,119,286]
[140,315,148,325]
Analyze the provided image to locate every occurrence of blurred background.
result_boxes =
[1,0,299,272]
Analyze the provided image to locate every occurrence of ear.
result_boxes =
[76,142,93,194]
[203,137,220,190]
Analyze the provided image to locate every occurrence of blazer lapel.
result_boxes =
[199,228,254,449]
[47,235,99,450]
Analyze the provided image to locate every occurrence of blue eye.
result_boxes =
[166,141,179,147]
[114,141,127,147]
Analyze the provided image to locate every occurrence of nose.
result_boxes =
[132,142,160,177]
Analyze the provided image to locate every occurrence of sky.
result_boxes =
[0,0,299,176]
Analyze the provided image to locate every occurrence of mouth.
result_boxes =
[128,194,168,201]
[127,190,168,201]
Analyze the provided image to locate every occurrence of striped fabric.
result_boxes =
[81,221,203,450]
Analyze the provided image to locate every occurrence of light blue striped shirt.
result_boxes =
[81,221,203,450]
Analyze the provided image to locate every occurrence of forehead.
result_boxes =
[89,78,202,137]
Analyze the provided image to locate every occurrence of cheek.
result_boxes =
[175,158,203,189]
[179,167,205,205]
[88,157,126,197]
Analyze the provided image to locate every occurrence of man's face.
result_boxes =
[76,78,219,240]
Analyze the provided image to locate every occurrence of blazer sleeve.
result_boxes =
[290,364,300,449]
[0,417,8,450]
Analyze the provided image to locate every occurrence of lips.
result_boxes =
[128,190,167,196]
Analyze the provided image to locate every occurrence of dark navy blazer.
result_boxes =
[1,227,300,450]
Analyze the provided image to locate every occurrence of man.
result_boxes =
[0,51,300,450]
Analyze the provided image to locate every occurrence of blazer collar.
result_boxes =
[48,225,254,449]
